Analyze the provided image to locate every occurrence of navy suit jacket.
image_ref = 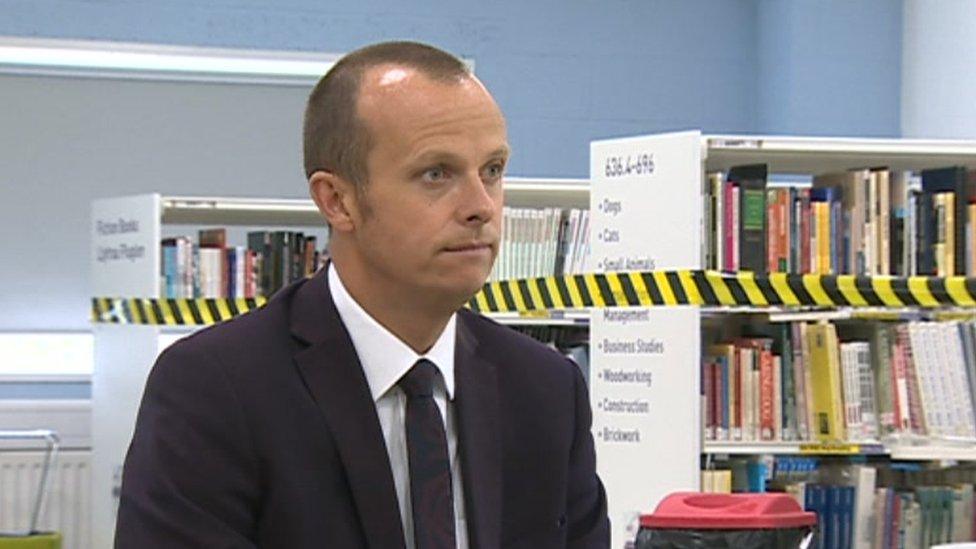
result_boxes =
[115,268,609,548]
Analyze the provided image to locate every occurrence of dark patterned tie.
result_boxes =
[398,359,456,549]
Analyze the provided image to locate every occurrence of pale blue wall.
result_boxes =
[902,0,976,139]
[756,0,902,137]
[0,0,761,178]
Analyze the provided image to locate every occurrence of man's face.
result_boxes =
[349,66,508,305]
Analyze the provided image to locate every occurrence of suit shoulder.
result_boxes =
[167,300,284,356]
[154,280,299,376]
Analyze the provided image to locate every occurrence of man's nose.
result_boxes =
[459,172,497,225]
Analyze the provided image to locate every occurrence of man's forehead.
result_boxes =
[356,64,503,140]
[358,64,491,111]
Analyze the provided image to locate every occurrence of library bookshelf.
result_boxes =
[587,131,976,547]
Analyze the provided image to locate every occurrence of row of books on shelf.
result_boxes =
[160,228,327,299]
[702,319,976,444]
[704,164,976,276]
[704,458,976,549]
[159,205,592,299]
[489,207,590,282]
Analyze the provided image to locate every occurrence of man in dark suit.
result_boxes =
[115,41,609,548]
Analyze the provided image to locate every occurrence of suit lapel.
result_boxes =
[454,313,502,549]
[290,269,406,549]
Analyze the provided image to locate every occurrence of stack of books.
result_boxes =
[490,207,590,281]
[702,320,976,444]
[705,459,976,548]
[160,228,325,299]
[703,165,976,276]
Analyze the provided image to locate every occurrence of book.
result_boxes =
[777,187,790,272]
[755,339,775,440]
[891,491,902,549]
[896,324,927,434]
[942,322,976,437]
[935,192,956,276]
[826,485,841,548]
[873,168,891,276]
[916,191,936,275]
[808,323,846,441]
[724,181,739,272]
[764,187,792,273]
[805,484,828,547]
[247,231,272,294]
[852,466,876,549]
[854,341,879,441]
[703,358,715,440]
[903,494,921,549]
[767,188,779,273]
[872,488,887,549]
[160,238,181,298]
[969,203,976,275]
[707,344,736,440]
[952,484,974,542]
[922,166,971,276]
[908,323,946,436]
[730,164,769,273]
[869,324,899,436]
[790,322,810,440]
[796,188,812,274]
[960,323,976,434]
[839,343,864,442]
[815,171,864,274]
[890,324,913,433]
[839,485,855,549]
[708,172,724,270]
[778,323,798,441]
[810,187,841,274]
[198,228,227,248]
[890,171,910,276]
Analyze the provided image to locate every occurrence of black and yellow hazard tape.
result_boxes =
[92,270,976,325]
[465,270,976,313]
[91,296,267,325]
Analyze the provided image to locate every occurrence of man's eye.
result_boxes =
[422,167,446,183]
[483,163,504,180]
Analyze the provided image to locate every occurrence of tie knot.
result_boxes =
[399,359,438,399]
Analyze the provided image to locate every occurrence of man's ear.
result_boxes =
[309,170,357,232]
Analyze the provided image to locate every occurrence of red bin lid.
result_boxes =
[640,492,817,530]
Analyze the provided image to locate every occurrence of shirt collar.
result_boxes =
[328,263,456,402]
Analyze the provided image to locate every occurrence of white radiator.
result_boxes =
[0,450,91,549]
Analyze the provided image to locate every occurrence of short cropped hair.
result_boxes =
[302,41,472,188]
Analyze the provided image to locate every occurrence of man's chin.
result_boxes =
[429,277,491,309]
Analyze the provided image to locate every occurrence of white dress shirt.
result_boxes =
[328,264,468,549]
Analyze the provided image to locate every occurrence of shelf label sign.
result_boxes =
[590,130,702,274]
[590,131,702,548]
[91,194,160,298]
[798,442,863,455]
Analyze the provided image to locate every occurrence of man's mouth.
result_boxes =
[444,242,492,253]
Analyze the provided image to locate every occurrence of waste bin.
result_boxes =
[636,492,816,549]
[0,535,62,549]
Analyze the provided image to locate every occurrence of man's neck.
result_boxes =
[331,261,454,354]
